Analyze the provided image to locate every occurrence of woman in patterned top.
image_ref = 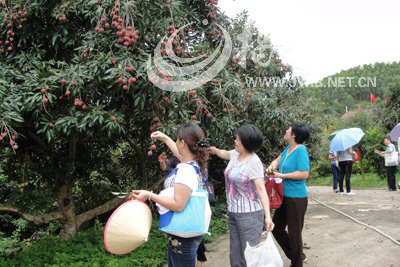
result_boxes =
[130,124,208,267]
[210,124,274,267]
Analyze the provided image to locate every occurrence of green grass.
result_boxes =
[0,203,229,267]
[308,173,387,189]
[1,174,388,266]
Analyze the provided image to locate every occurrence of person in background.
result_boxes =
[158,152,208,267]
[159,153,180,172]
[398,137,400,155]
[338,147,357,195]
[398,136,400,190]
[328,150,339,193]
[266,122,310,267]
[129,124,208,267]
[374,136,397,192]
[210,124,274,267]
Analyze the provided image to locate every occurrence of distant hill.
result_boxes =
[302,61,400,115]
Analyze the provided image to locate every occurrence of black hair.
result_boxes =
[235,124,263,153]
[385,136,391,142]
[291,122,310,144]
[176,124,208,174]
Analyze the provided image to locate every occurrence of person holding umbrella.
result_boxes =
[329,128,365,196]
[374,136,398,191]
[337,147,357,195]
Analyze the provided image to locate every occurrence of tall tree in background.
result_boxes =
[304,61,400,115]
[376,77,400,129]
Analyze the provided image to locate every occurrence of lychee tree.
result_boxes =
[0,0,323,241]
[376,77,400,129]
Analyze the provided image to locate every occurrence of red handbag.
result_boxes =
[264,176,283,209]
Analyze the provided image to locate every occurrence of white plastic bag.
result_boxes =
[244,231,283,267]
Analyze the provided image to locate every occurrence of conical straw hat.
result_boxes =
[104,200,152,254]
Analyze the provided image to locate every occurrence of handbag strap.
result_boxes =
[279,149,290,173]
[165,161,203,189]
[165,161,200,180]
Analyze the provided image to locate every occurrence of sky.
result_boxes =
[218,0,400,85]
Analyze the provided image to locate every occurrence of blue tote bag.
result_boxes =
[158,188,211,238]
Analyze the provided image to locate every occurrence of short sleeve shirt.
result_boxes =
[279,145,309,198]
[224,150,264,213]
[384,143,397,166]
[338,149,353,162]
[329,151,337,165]
[386,143,396,153]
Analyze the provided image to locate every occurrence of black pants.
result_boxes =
[386,166,397,191]
[339,161,353,193]
[197,238,207,261]
[272,197,308,267]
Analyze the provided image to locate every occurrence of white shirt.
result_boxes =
[164,162,202,191]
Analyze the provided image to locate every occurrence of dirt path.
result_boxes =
[203,186,400,267]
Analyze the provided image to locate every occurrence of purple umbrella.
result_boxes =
[389,123,400,142]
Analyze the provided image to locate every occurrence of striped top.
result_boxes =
[224,150,264,213]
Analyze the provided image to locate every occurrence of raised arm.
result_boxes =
[348,147,357,157]
[209,146,230,160]
[151,131,182,161]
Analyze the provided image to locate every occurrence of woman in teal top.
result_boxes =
[266,122,310,267]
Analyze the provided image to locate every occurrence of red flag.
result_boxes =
[358,104,361,111]
[370,93,376,102]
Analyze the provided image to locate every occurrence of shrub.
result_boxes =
[352,161,361,174]
[311,159,332,178]
[1,201,230,266]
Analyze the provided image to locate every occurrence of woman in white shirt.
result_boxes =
[338,147,357,195]
[131,124,208,266]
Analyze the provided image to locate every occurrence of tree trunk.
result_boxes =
[58,134,78,242]
[1,133,130,242]
[57,178,77,242]
[359,150,365,181]
[360,159,365,181]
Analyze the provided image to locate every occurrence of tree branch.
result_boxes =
[26,129,50,153]
[75,197,125,228]
[0,204,63,224]
[75,175,166,228]
[125,136,148,189]
[148,174,167,192]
